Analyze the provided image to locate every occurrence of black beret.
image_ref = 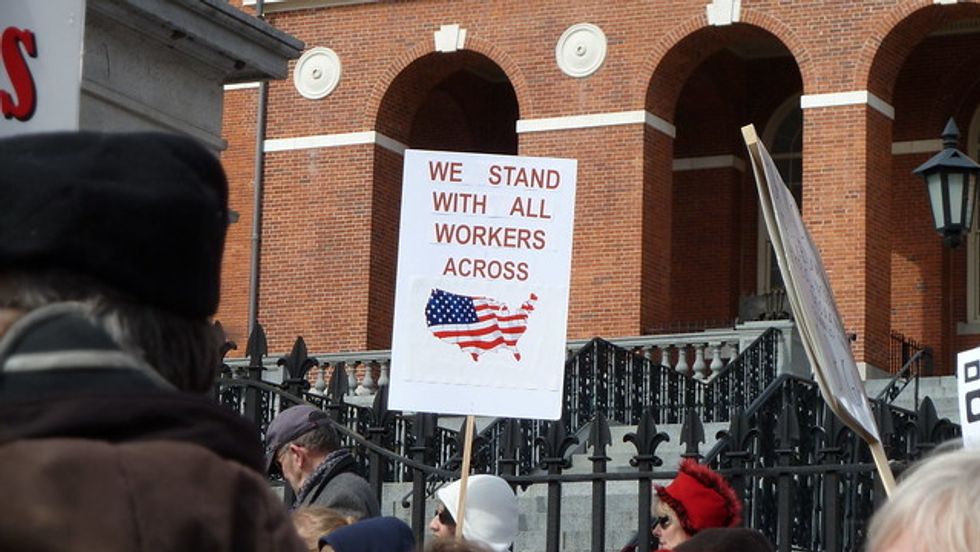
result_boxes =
[0,131,229,318]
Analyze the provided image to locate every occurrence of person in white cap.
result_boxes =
[429,474,519,552]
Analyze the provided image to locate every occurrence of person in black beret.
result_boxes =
[319,516,416,552]
[0,131,305,552]
[669,527,775,552]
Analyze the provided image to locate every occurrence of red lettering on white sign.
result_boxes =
[1,27,38,122]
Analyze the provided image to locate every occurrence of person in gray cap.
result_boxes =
[0,131,304,552]
[266,404,380,520]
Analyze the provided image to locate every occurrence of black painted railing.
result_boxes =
[876,346,932,411]
[211,323,958,552]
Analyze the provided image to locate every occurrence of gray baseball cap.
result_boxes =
[263,405,330,474]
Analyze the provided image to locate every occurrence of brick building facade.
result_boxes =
[220,0,980,376]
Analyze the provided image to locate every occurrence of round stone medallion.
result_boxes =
[555,23,607,78]
[293,47,342,100]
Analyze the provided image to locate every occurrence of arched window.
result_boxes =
[758,95,803,293]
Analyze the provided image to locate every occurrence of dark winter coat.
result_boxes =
[294,448,381,519]
[0,304,305,552]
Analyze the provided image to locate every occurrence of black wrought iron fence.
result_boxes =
[699,372,959,552]
[875,346,932,412]
[215,326,782,478]
[564,327,780,428]
[889,331,926,375]
[212,325,959,552]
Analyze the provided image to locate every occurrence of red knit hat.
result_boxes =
[655,459,742,535]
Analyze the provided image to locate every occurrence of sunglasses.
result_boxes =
[651,515,672,530]
[435,506,455,525]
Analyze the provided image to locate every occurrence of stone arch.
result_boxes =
[637,12,806,329]
[363,35,529,133]
[360,36,525,347]
[639,10,809,120]
[922,43,980,128]
[861,1,980,103]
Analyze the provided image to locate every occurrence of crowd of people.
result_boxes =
[1,129,976,552]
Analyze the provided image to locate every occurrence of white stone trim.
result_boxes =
[434,24,466,53]
[706,0,741,26]
[293,47,342,99]
[242,0,377,13]
[263,131,407,155]
[516,110,676,138]
[800,90,895,120]
[891,139,943,155]
[555,23,607,77]
[673,155,745,172]
[223,82,260,91]
[644,111,677,138]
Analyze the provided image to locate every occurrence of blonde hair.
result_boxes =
[291,506,352,552]
[865,446,980,552]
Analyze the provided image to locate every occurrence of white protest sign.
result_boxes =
[1,0,85,137]
[957,346,980,448]
[742,125,889,455]
[389,149,577,420]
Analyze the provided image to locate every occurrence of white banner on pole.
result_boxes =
[1,0,85,137]
[957,346,980,449]
[389,149,577,420]
[743,125,881,444]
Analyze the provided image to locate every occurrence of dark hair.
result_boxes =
[672,528,775,552]
[293,422,342,454]
[0,270,221,393]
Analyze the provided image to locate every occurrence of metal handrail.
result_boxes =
[875,347,932,411]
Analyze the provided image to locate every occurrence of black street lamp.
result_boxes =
[913,118,980,248]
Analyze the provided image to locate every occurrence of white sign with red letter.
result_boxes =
[389,149,577,420]
[1,0,85,136]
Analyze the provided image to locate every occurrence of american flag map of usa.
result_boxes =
[424,288,538,361]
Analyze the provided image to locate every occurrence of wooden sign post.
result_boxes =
[454,415,476,541]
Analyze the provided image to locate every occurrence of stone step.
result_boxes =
[380,480,658,552]
[564,422,728,474]
[863,376,960,423]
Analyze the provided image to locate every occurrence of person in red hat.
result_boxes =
[621,459,743,551]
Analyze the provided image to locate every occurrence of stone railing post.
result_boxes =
[692,343,707,380]
[674,343,689,375]
[355,360,377,396]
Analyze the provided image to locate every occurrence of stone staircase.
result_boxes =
[380,479,648,552]
[863,375,960,424]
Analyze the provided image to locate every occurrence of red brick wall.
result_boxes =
[521,125,649,339]
[217,0,980,375]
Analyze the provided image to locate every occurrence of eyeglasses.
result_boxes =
[435,506,455,526]
[651,515,672,530]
